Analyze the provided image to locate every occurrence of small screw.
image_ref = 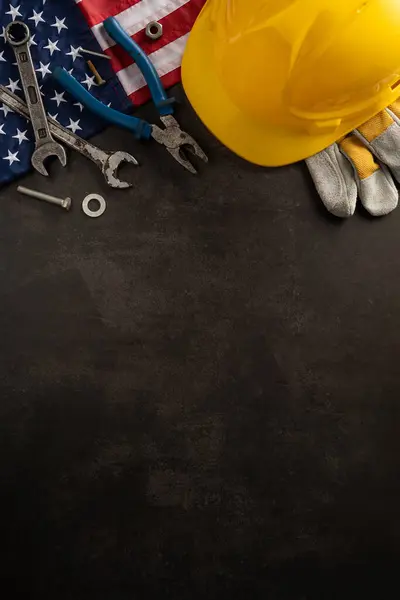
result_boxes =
[17,185,71,210]
[87,60,106,86]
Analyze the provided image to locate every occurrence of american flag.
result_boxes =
[0,0,205,186]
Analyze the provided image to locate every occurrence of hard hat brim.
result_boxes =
[182,15,384,167]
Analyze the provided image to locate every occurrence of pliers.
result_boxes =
[53,17,208,174]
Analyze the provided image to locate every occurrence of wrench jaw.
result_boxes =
[31,143,67,177]
[103,151,139,189]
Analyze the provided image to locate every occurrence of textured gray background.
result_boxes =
[1,86,399,598]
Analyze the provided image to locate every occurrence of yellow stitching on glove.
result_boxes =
[357,110,394,142]
[340,135,380,180]
[388,99,400,119]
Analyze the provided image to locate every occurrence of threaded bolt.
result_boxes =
[17,186,71,210]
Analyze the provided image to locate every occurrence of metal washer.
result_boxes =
[82,193,106,218]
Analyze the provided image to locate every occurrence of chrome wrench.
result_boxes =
[5,21,66,176]
[0,86,138,189]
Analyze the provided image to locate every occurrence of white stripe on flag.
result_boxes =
[92,0,190,51]
[116,33,188,96]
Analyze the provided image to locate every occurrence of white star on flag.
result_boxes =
[5,4,22,21]
[47,113,58,121]
[0,104,13,117]
[3,150,20,165]
[36,62,51,79]
[66,118,82,133]
[12,129,29,145]
[50,90,67,106]
[29,10,45,27]
[74,102,84,112]
[44,39,61,56]
[66,46,81,62]
[0,124,6,136]
[28,34,37,47]
[51,17,68,34]
[5,78,21,93]
[81,74,96,90]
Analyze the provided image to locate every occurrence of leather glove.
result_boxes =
[306,100,400,218]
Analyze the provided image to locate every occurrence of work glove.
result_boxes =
[306,100,400,218]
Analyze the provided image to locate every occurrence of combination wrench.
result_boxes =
[0,86,138,189]
[5,21,67,176]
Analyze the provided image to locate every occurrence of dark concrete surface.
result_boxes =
[1,85,400,598]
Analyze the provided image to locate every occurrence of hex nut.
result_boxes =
[145,21,163,40]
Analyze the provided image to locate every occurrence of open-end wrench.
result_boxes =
[5,21,67,176]
[0,86,138,189]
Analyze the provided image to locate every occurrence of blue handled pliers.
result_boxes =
[53,17,208,174]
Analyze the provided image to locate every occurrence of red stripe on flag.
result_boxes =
[104,1,201,74]
[129,67,181,105]
[78,0,142,27]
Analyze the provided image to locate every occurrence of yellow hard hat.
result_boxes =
[182,0,400,166]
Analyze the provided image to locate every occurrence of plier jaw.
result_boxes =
[151,116,208,174]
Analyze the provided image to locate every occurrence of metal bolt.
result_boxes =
[79,47,111,61]
[17,185,71,210]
